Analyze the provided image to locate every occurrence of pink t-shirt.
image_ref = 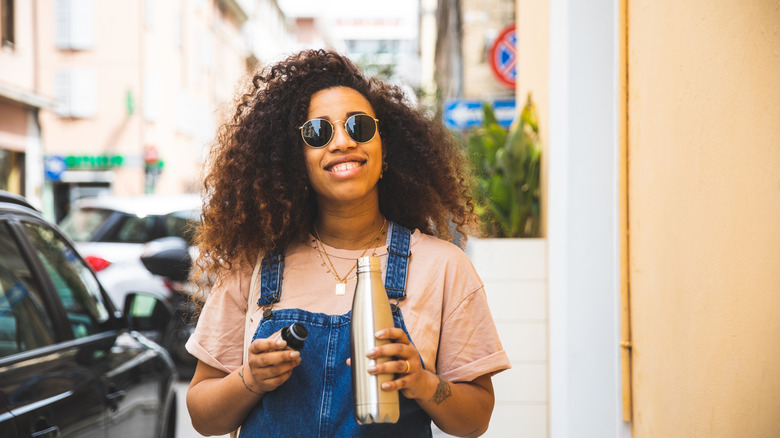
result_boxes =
[186,228,511,383]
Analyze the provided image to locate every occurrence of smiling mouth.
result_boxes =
[328,161,363,172]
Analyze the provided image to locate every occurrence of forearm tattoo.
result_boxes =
[238,364,262,396]
[430,375,452,405]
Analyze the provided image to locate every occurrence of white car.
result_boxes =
[59,194,201,309]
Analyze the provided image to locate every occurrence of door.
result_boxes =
[19,220,164,438]
[0,219,106,437]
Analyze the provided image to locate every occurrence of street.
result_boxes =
[175,381,229,438]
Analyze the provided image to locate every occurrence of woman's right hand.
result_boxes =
[241,335,303,395]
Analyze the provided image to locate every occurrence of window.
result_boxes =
[144,0,155,29]
[1,0,14,47]
[55,0,94,50]
[144,71,162,122]
[22,222,109,338]
[58,207,113,241]
[0,150,25,194]
[114,215,154,243]
[164,210,198,245]
[55,68,97,118]
[0,222,55,357]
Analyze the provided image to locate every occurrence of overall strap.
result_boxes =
[384,223,412,300]
[257,251,284,306]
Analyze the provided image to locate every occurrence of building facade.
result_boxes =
[516,0,780,437]
[2,0,292,220]
[279,0,422,92]
[0,0,52,209]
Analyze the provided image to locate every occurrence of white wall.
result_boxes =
[547,0,628,437]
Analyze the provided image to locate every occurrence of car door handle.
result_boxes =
[31,425,61,438]
[106,388,127,411]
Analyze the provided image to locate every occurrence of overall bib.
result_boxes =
[239,223,432,437]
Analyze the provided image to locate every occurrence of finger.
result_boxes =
[251,367,296,392]
[248,356,302,387]
[368,358,413,376]
[374,328,410,344]
[254,356,301,378]
[380,375,411,392]
[368,342,414,360]
[248,348,300,369]
[249,337,288,354]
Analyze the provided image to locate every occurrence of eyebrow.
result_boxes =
[312,111,370,121]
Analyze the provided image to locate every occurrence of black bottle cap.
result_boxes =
[282,323,308,350]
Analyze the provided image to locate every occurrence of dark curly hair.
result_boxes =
[194,49,478,279]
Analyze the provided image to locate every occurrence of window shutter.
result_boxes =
[55,68,96,118]
[200,33,214,71]
[55,70,72,116]
[175,91,192,135]
[70,67,97,118]
[70,0,94,49]
[54,0,72,49]
[144,72,162,122]
[175,9,183,48]
[144,0,156,29]
[55,0,94,50]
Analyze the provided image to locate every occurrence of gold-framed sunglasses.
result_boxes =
[298,114,379,148]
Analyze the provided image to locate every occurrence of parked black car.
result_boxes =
[0,191,177,438]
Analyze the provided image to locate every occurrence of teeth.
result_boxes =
[330,162,360,172]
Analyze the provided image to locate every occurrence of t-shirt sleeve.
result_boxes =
[185,267,251,373]
[435,253,511,383]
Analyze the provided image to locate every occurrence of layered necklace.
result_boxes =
[313,219,387,296]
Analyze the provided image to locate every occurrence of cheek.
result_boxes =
[372,143,384,172]
[303,150,320,180]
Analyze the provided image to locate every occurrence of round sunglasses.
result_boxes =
[298,114,379,148]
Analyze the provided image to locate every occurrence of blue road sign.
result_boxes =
[443,99,517,130]
[44,155,67,181]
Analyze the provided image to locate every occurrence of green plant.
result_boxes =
[465,93,541,237]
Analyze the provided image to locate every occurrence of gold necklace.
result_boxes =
[313,219,387,295]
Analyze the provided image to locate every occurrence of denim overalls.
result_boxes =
[239,223,433,437]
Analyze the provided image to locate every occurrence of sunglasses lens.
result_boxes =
[301,119,332,148]
[346,114,377,143]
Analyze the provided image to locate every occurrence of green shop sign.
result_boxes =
[64,154,124,170]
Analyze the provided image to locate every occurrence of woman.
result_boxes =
[186,49,510,437]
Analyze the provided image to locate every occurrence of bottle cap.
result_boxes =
[289,323,308,341]
[282,323,308,350]
[357,256,381,273]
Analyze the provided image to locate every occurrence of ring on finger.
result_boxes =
[403,359,411,374]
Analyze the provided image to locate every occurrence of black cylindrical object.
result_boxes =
[279,323,308,351]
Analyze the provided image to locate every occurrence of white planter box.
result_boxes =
[434,238,548,438]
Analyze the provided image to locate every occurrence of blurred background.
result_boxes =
[2,0,779,437]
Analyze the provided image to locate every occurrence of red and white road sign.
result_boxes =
[489,24,517,89]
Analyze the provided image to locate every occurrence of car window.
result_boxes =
[0,222,56,357]
[164,210,198,245]
[22,222,110,338]
[115,215,155,243]
[59,207,113,241]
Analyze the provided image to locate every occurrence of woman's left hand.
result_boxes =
[366,327,435,400]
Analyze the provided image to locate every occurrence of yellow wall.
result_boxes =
[516,0,549,238]
[628,1,780,436]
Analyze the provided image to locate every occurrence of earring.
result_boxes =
[380,161,388,179]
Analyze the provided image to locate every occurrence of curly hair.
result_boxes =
[194,49,478,281]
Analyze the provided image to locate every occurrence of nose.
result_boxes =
[327,120,357,151]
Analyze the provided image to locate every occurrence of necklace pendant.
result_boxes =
[335,282,346,296]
